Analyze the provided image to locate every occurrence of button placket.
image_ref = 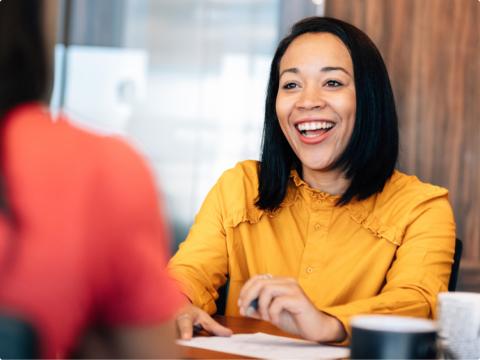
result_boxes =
[299,190,335,280]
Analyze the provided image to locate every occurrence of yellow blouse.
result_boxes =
[168,160,455,339]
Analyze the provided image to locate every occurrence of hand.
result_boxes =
[237,275,346,343]
[176,304,233,340]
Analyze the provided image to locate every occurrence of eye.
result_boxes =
[325,80,343,87]
[281,82,298,90]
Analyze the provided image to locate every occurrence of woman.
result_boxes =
[0,0,183,357]
[169,17,455,343]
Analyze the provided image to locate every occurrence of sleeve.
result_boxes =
[92,138,185,325]
[167,176,229,315]
[321,194,456,344]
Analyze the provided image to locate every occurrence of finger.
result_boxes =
[238,274,270,307]
[238,279,266,316]
[238,274,276,302]
[244,281,298,318]
[268,295,289,325]
[257,283,293,321]
[245,308,261,319]
[199,315,233,337]
[268,296,301,335]
[239,277,292,315]
[176,313,194,340]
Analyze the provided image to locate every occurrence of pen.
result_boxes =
[193,323,203,333]
[245,298,259,316]
[249,298,259,311]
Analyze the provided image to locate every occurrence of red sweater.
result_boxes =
[0,103,182,358]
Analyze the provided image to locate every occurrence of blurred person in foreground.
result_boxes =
[169,17,456,344]
[0,0,183,357]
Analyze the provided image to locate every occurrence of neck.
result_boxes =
[301,166,350,195]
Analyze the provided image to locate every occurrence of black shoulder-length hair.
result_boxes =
[256,16,399,211]
[0,0,48,213]
[0,0,48,115]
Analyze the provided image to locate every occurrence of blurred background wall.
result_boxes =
[52,0,319,248]
[51,0,479,290]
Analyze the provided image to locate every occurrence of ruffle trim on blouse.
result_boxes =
[224,187,300,228]
[290,169,341,204]
[225,196,408,246]
[344,185,448,247]
[224,178,300,228]
[224,207,263,228]
[345,202,403,246]
[222,163,449,248]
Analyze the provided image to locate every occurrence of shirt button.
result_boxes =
[306,266,313,274]
[314,223,322,231]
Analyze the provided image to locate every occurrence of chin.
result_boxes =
[301,159,333,172]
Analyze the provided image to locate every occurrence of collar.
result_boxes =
[289,169,341,205]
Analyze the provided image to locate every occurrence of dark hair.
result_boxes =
[0,0,48,115]
[256,17,399,210]
[0,0,48,214]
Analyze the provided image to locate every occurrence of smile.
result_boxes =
[295,120,336,138]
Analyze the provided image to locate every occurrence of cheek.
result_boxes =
[275,97,289,131]
[347,99,356,134]
[275,96,284,119]
[335,93,356,133]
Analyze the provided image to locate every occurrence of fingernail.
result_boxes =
[246,306,255,317]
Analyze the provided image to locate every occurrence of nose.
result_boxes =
[295,86,326,110]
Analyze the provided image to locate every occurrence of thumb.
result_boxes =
[200,316,233,337]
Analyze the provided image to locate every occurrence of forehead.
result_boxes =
[279,32,353,71]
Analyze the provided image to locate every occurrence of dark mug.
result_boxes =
[350,315,437,359]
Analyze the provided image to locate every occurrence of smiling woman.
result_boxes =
[275,32,356,195]
[168,16,456,344]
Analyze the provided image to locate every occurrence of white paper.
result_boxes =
[177,332,350,359]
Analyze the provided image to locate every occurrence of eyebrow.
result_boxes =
[279,66,352,77]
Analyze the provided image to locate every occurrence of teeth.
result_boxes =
[297,121,334,131]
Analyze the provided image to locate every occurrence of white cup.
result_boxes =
[437,292,480,358]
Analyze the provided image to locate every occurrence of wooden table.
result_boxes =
[178,315,299,359]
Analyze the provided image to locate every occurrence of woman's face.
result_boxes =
[276,32,356,177]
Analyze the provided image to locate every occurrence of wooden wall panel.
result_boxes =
[325,0,480,289]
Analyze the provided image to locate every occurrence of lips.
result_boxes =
[294,120,336,144]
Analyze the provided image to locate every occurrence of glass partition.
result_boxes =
[53,0,320,247]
